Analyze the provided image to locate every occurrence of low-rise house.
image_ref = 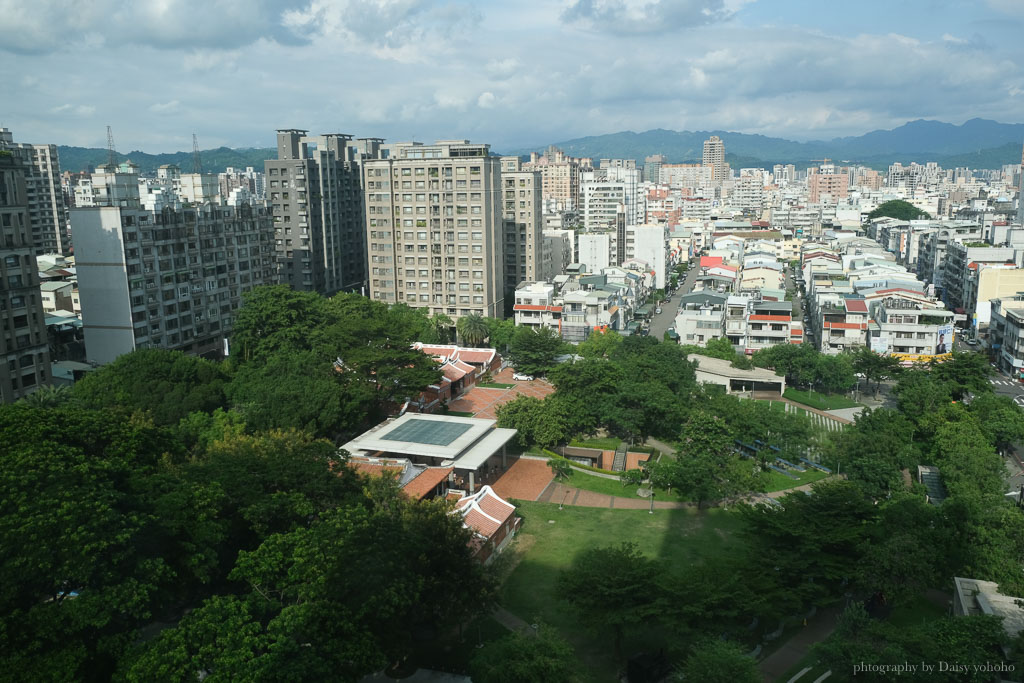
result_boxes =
[454,485,519,564]
[410,344,500,412]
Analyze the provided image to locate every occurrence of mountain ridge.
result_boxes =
[53,118,1024,175]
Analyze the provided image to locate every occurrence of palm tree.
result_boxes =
[21,384,72,408]
[456,314,489,347]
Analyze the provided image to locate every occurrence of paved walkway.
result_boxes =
[447,369,555,420]
[490,457,554,502]
[492,606,531,632]
[758,606,842,682]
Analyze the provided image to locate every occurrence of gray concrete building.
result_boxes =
[72,166,277,364]
[0,128,70,255]
[0,152,52,401]
[363,141,505,319]
[266,130,376,295]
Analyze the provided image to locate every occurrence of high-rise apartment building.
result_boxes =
[500,157,542,289]
[644,154,665,183]
[523,146,591,212]
[0,152,52,401]
[0,128,70,254]
[266,130,374,295]
[363,140,505,319]
[1018,144,1024,226]
[808,172,849,203]
[703,135,727,183]
[72,165,277,364]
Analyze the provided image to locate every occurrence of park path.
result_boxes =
[532,475,844,511]
[758,606,842,682]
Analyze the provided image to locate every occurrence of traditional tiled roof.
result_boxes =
[403,467,453,500]
[454,485,516,539]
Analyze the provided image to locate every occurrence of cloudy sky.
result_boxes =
[2,0,1023,153]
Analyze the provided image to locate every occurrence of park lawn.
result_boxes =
[783,388,861,411]
[762,467,831,493]
[560,469,673,501]
[502,501,744,682]
[569,436,622,450]
[479,382,515,389]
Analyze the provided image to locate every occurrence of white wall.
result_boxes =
[72,206,135,364]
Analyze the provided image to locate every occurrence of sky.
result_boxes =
[2,0,1023,154]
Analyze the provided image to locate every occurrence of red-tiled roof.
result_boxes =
[456,349,497,364]
[455,485,516,539]
[441,363,468,381]
[823,321,867,330]
[403,467,453,500]
[749,314,791,322]
[700,256,724,268]
[513,304,563,312]
[844,299,868,313]
[349,460,404,477]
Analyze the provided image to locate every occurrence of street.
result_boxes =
[647,260,700,341]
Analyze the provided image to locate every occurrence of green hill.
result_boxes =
[57,145,277,174]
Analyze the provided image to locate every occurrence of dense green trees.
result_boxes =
[73,349,229,425]
[456,313,490,347]
[470,625,580,683]
[867,199,932,221]
[507,326,565,376]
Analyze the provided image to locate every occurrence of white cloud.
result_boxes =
[477,92,496,108]
[149,100,182,114]
[561,0,737,34]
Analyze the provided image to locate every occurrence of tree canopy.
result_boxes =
[867,200,931,221]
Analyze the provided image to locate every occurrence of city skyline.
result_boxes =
[2,0,1024,153]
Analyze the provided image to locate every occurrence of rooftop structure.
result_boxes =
[341,413,517,493]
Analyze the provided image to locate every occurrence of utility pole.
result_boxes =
[106,125,117,169]
[192,133,203,174]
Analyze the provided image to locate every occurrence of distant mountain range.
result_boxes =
[57,146,276,175]
[55,118,1024,175]
[508,118,1024,170]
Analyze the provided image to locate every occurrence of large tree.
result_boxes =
[72,348,229,426]
[470,625,580,683]
[230,284,334,364]
[867,200,931,221]
[0,405,183,680]
[127,480,493,682]
[669,411,760,507]
[678,639,760,683]
[496,395,566,449]
[507,326,564,377]
[557,543,659,660]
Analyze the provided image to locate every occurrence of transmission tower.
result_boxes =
[106,125,117,169]
[192,133,203,173]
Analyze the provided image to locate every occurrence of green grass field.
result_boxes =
[445,410,475,417]
[502,502,744,682]
[478,382,515,389]
[762,467,831,493]
[558,469,673,500]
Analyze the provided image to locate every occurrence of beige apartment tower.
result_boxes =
[0,128,70,254]
[703,135,727,182]
[363,141,505,319]
[500,156,542,290]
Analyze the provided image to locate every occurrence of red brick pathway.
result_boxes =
[491,457,555,502]
[447,368,555,420]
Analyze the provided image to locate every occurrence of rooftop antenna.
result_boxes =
[192,133,203,174]
[106,125,117,169]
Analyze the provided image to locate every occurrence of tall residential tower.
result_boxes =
[266,130,377,295]
[363,140,505,319]
[0,152,52,401]
[0,128,70,254]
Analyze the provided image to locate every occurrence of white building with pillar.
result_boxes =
[340,413,517,494]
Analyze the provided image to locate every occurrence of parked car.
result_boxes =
[512,372,534,381]
[966,338,979,346]
[655,307,662,314]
